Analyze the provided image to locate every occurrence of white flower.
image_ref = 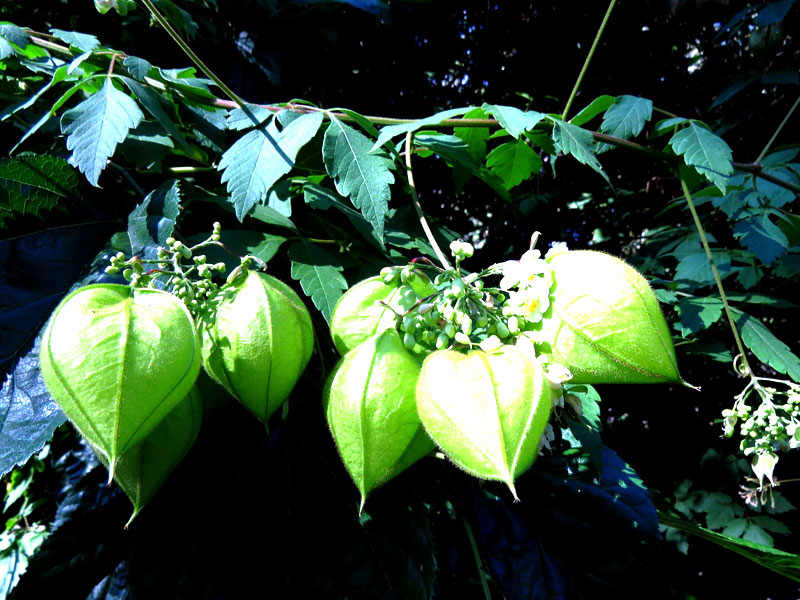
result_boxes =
[498,248,547,290]
[544,242,569,260]
[504,278,551,324]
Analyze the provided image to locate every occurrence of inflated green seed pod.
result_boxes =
[200,270,313,425]
[325,329,434,511]
[539,250,681,384]
[92,385,203,525]
[416,346,552,499]
[329,274,436,355]
[40,284,201,478]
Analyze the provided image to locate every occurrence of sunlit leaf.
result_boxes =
[288,240,348,322]
[551,119,609,183]
[486,140,542,189]
[49,29,100,52]
[60,78,144,187]
[482,103,545,139]
[0,155,78,226]
[736,311,800,383]
[670,121,733,192]
[598,95,653,152]
[323,115,395,240]
[219,111,323,220]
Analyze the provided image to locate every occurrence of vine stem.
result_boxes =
[139,0,247,110]
[463,519,492,600]
[561,0,617,121]
[404,132,451,270]
[680,177,754,380]
[755,94,800,164]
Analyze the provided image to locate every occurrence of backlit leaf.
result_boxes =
[570,95,615,127]
[486,140,542,189]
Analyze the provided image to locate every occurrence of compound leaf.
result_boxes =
[323,115,395,241]
[61,78,144,187]
[288,240,348,322]
[670,121,733,193]
[219,111,323,221]
[551,118,609,183]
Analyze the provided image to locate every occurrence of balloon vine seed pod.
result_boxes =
[325,329,434,512]
[416,346,552,499]
[200,268,314,426]
[40,284,202,480]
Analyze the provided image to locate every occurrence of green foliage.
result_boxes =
[60,78,144,186]
[323,115,395,240]
[598,95,653,152]
[486,140,542,190]
[481,103,545,138]
[288,240,348,322]
[550,118,609,183]
[0,155,78,226]
[669,121,733,192]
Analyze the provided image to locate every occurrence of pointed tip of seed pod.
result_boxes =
[124,508,141,529]
[681,379,701,392]
[359,496,366,517]
[107,458,117,485]
[507,481,520,502]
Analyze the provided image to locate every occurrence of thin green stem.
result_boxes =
[139,0,247,110]
[755,94,800,164]
[404,133,451,270]
[463,519,492,600]
[680,177,754,380]
[561,0,617,121]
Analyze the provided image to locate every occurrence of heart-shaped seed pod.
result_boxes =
[40,284,201,477]
[416,346,552,499]
[200,270,313,425]
[325,329,434,511]
[329,274,436,355]
[539,250,681,384]
[92,385,203,525]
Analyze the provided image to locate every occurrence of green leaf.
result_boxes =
[372,107,473,150]
[304,183,383,249]
[414,133,509,199]
[563,383,602,431]
[675,296,724,337]
[551,119,609,183]
[481,103,545,139]
[119,77,190,151]
[49,29,100,52]
[674,251,731,286]
[753,516,791,535]
[736,312,800,383]
[453,107,490,161]
[0,23,28,58]
[658,511,800,582]
[669,121,733,192]
[722,518,749,537]
[288,240,348,322]
[742,524,774,547]
[249,204,297,231]
[219,111,323,221]
[598,96,653,152]
[122,56,153,81]
[734,213,789,266]
[60,78,144,187]
[323,115,396,241]
[569,95,615,127]
[0,155,78,226]
[486,140,542,190]
[222,230,286,264]
[127,180,181,256]
[225,104,278,131]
